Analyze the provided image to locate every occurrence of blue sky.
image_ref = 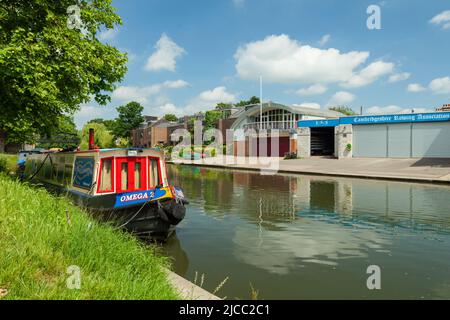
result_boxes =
[74,0,450,127]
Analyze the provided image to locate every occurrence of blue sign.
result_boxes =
[73,157,94,190]
[298,119,340,128]
[341,112,450,125]
[297,112,450,128]
[114,188,167,208]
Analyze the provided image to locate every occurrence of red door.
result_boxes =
[116,157,147,193]
[256,137,290,157]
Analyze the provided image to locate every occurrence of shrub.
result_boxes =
[284,152,298,160]
[0,156,7,173]
[346,143,352,152]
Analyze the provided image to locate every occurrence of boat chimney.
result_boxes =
[88,128,95,150]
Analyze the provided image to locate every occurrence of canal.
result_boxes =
[163,164,450,299]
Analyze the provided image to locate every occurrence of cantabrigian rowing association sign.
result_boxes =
[298,112,450,128]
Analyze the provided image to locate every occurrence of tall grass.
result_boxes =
[0,174,179,300]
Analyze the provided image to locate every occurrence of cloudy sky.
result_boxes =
[75,0,450,127]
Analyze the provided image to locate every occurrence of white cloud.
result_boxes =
[235,34,370,84]
[318,34,331,46]
[112,80,189,104]
[296,84,327,96]
[430,10,450,30]
[186,86,236,113]
[98,28,118,41]
[388,72,411,83]
[341,61,394,88]
[429,76,450,94]
[294,102,321,109]
[163,79,189,89]
[74,104,115,129]
[407,83,426,92]
[151,86,237,117]
[327,91,355,106]
[234,34,394,88]
[366,105,433,115]
[145,33,186,72]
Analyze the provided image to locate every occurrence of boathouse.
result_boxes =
[297,111,450,159]
[230,102,342,157]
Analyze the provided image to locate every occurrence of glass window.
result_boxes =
[134,162,141,189]
[149,158,160,187]
[99,159,113,192]
[121,162,128,190]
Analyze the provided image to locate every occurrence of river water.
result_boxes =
[163,164,450,299]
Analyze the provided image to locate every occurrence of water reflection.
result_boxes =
[165,164,450,299]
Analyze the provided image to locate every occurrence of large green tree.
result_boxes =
[0,0,127,144]
[37,115,80,150]
[113,101,144,139]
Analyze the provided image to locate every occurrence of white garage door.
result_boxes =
[387,123,412,158]
[353,125,387,157]
[412,122,450,157]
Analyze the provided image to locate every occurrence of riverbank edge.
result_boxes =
[166,269,220,300]
[167,160,450,185]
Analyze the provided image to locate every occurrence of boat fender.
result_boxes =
[162,199,186,225]
[156,201,170,223]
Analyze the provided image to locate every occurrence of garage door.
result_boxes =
[387,123,411,158]
[353,125,387,157]
[252,137,290,157]
[412,122,450,157]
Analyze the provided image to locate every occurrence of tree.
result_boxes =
[328,106,358,116]
[113,101,144,139]
[79,123,114,150]
[37,115,80,150]
[236,96,260,107]
[163,114,178,122]
[204,110,222,131]
[0,0,127,144]
[87,118,116,132]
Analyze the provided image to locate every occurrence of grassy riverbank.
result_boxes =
[0,174,179,299]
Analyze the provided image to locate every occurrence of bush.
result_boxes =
[284,152,298,160]
[0,156,7,173]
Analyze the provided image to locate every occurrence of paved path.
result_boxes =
[169,156,450,184]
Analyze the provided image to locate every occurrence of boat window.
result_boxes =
[149,158,160,187]
[73,157,94,190]
[99,158,113,192]
[121,162,128,190]
[134,162,141,189]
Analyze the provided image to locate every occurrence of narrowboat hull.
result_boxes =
[22,147,188,241]
[67,187,187,240]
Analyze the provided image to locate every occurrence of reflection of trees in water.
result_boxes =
[168,164,450,234]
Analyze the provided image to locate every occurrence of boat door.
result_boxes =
[115,157,147,193]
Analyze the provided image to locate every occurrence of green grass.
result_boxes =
[0,174,179,300]
[0,154,17,174]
